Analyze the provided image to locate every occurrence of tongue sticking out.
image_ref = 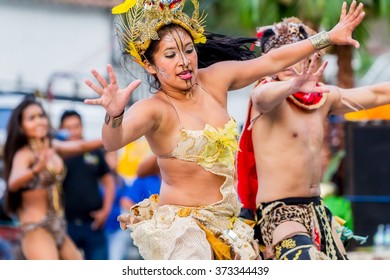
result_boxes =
[178,71,192,80]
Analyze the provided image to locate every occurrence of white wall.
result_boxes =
[0,1,115,97]
[0,1,252,135]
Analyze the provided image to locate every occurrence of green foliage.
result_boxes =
[355,45,375,77]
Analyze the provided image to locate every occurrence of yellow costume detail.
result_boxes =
[117,117,258,259]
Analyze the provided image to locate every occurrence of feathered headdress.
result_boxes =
[256,17,317,54]
[112,0,207,66]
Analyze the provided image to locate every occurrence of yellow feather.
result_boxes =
[112,0,136,14]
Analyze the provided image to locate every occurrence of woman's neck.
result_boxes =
[160,84,196,101]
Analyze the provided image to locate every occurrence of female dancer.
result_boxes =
[84,0,365,259]
[3,97,102,259]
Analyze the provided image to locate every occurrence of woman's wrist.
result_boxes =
[104,110,125,128]
[309,31,331,50]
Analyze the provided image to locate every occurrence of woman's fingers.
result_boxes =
[91,69,108,88]
[125,79,142,95]
[351,8,365,29]
[84,79,103,96]
[339,1,347,22]
[351,2,364,21]
[107,64,117,85]
[345,1,357,19]
[84,97,103,106]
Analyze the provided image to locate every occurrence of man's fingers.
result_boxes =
[315,60,328,76]
[307,54,318,73]
[290,66,300,76]
[301,58,309,73]
[315,86,330,93]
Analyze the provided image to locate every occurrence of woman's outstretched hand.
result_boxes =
[84,64,142,117]
[328,1,365,48]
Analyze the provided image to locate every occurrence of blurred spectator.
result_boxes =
[114,153,161,259]
[59,110,115,260]
[126,154,161,205]
[103,151,141,260]
[0,177,11,223]
[0,176,14,260]
[116,138,161,207]
[117,138,153,183]
[136,154,160,178]
[2,98,101,259]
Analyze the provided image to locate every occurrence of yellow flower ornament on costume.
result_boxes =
[198,119,239,170]
[112,0,207,66]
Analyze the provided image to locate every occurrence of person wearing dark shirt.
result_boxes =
[60,110,114,260]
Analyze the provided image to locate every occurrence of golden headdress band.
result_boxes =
[112,0,207,66]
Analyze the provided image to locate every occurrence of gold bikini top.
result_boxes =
[159,84,239,177]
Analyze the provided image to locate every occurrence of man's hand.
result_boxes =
[289,53,329,95]
[90,208,110,230]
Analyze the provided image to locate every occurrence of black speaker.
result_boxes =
[344,120,390,246]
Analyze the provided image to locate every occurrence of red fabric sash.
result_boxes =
[237,101,258,211]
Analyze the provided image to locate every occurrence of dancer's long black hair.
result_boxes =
[196,31,257,68]
[121,24,257,91]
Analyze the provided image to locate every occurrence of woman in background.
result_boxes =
[3,97,102,259]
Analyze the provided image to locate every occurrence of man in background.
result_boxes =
[60,110,114,260]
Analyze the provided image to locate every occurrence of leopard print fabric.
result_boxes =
[257,202,313,247]
[255,197,347,260]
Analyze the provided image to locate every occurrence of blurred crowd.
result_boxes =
[0,98,161,260]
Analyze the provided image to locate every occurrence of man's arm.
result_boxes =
[252,57,328,113]
[90,172,115,230]
[328,82,390,115]
[252,79,297,114]
[53,139,103,158]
